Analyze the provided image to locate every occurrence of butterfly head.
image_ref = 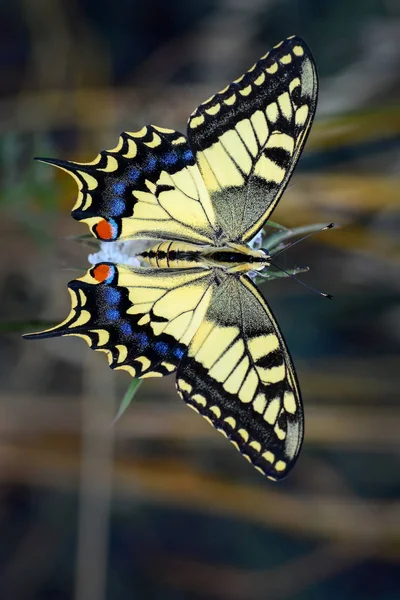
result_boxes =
[246,247,271,273]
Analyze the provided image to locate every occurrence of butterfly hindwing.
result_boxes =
[27,260,303,479]
[176,274,303,480]
[27,36,317,480]
[39,126,218,244]
[25,264,216,378]
[40,36,317,248]
[187,35,317,242]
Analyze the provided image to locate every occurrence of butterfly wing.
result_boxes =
[40,37,316,247]
[40,126,218,244]
[176,274,303,480]
[26,261,303,479]
[28,36,312,479]
[24,263,216,378]
[187,35,317,243]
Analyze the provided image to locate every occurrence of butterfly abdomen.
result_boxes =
[139,241,205,268]
[26,35,316,480]
[139,241,270,272]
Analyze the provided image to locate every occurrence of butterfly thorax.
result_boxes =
[138,241,270,273]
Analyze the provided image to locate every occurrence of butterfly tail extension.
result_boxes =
[24,264,217,380]
[27,36,319,481]
[36,126,219,245]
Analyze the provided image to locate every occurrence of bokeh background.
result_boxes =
[1,1,400,599]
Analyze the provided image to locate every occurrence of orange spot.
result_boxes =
[95,219,114,240]
[92,264,112,283]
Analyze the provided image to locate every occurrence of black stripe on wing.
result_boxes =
[187,36,318,242]
[36,126,217,243]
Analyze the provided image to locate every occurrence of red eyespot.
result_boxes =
[95,218,115,241]
[92,263,112,283]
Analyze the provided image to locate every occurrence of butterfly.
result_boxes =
[25,36,318,480]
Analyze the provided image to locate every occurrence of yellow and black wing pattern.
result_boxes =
[188,35,317,242]
[25,263,216,377]
[40,36,316,247]
[40,126,218,245]
[27,35,316,480]
[177,275,302,481]
[27,264,302,480]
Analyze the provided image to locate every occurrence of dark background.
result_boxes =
[1,1,399,599]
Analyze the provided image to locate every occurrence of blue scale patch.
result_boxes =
[154,341,169,355]
[144,156,157,172]
[182,149,193,162]
[134,331,149,350]
[120,322,132,336]
[104,288,121,304]
[105,308,120,321]
[173,347,185,360]
[112,182,126,195]
[110,197,125,217]
[161,151,178,166]
[127,167,140,182]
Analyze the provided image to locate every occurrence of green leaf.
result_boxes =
[111,378,143,425]
[264,220,290,232]
[265,223,329,253]
[254,265,310,285]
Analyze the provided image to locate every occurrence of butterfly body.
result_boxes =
[26,35,318,480]
[139,241,270,273]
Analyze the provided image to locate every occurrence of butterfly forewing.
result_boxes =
[187,36,317,243]
[176,275,303,480]
[27,36,318,480]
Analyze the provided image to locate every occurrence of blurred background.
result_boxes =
[1,0,400,598]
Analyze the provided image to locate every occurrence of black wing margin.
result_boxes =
[187,36,318,243]
[37,126,218,244]
[176,274,303,481]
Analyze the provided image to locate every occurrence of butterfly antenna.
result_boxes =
[256,262,333,299]
[272,223,335,258]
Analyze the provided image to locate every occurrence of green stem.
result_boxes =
[111,378,143,425]
[254,265,309,284]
